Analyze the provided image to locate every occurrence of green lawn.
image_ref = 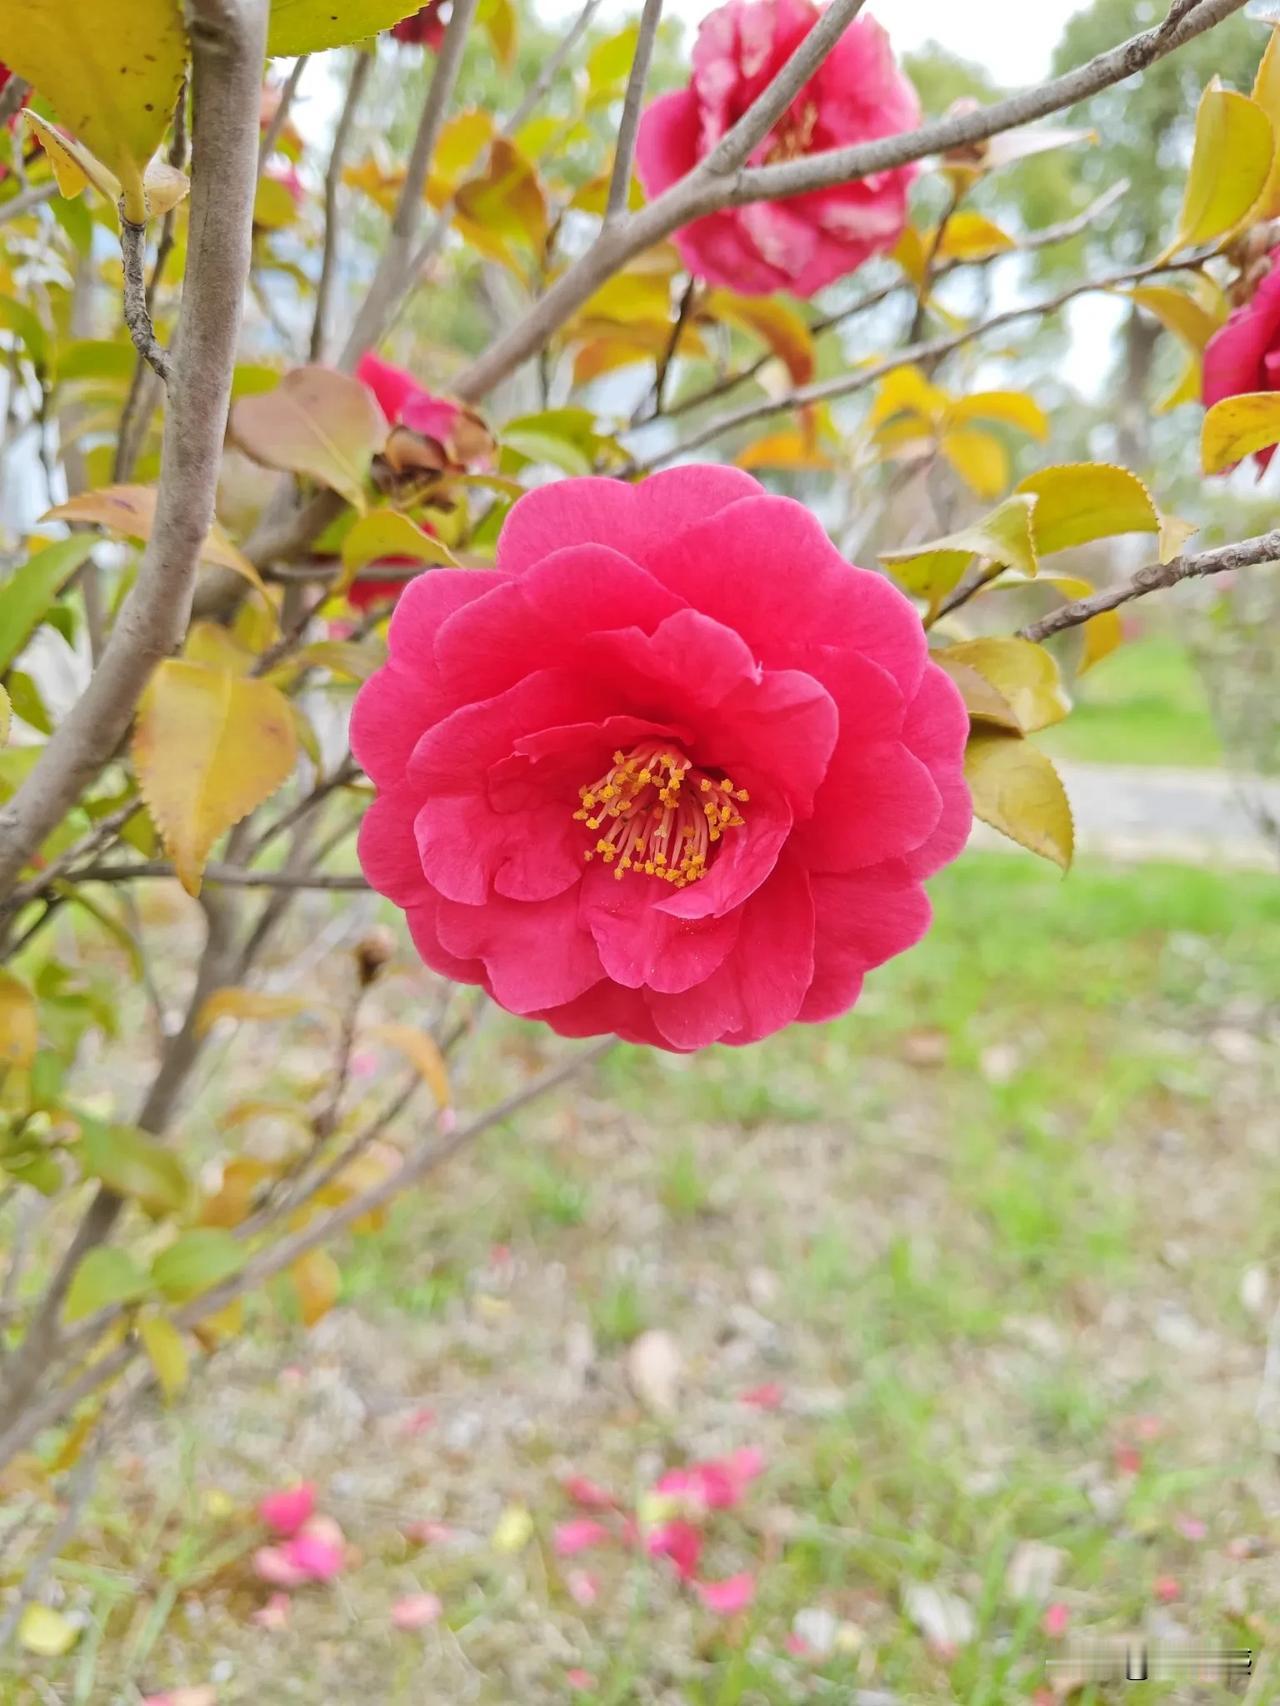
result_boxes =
[8,853,1280,1703]
[1041,633,1224,768]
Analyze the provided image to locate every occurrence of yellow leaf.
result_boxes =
[0,0,186,223]
[880,493,1038,609]
[455,139,547,253]
[1015,463,1193,563]
[337,509,459,597]
[1156,351,1203,415]
[966,730,1074,870]
[1202,390,1280,473]
[195,987,312,1038]
[704,290,815,385]
[268,0,424,55]
[0,968,38,1068]
[22,111,119,203]
[366,1021,451,1107]
[941,426,1009,498]
[425,110,496,204]
[1171,80,1273,251]
[935,211,1016,260]
[735,429,832,471]
[491,1503,534,1554]
[132,661,298,896]
[1119,284,1221,352]
[230,367,386,512]
[199,1156,275,1229]
[867,363,946,431]
[292,1248,340,1327]
[478,0,517,66]
[17,1603,79,1658]
[139,1313,188,1402]
[946,390,1049,441]
[934,657,1020,730]
[940,638,1070,733]
[891,226,927,289]
[42,485,268,601]
[1252,26,1280,220]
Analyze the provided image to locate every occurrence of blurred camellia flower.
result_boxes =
[353,468,969,1050]
[257,1481,315,1537]
[1203,249,1280,471]
[636,0,920,296]
[392,2,448,48]
[253,1514,346,1587]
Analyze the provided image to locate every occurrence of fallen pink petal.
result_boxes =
[257,1482,316,1538]
[563,1476,617,1511]
[567,1569,600,1608]
[740,1382,784,1410]
[566,1671,596,1693]
[1041,1602,1070,1639]
[696,1573,757,1615]
[251,1592,292,1632]
[554,1518,613,1557]
[646,1518,704,1582]
[391,1592,444,1630]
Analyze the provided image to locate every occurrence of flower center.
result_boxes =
[764,98,819,164]
[573,743,749,887]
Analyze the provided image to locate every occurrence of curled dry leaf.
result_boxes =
[231,366,386,512]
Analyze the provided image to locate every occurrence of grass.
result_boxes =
[1040,632,1224,768]
[7,852,1280,1702]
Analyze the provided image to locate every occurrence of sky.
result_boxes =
[544,0,1081,86]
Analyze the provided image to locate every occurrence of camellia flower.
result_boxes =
[349,351,493,609]
[257,1481,316,1537]
[1202,249,1280,472]
[392,2,448,48]
[635,0,920,296]
[353,467,969,1051]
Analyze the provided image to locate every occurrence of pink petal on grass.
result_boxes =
[566,1671,596,1692]
[696,1573,756,1615]
[1041,1602,1070,1639]
[404,1519,455,1546]
[563,1475,616,1510]
[646,1519,703,1582]
[554,1519,612,1557]
[251,1592,292,1632]
[567,1569,600,1607]
[1154,1575,1181,1604]
[398,1407,437,1437]
[253,1545,309,1589]
[257,1482,315,1537]
[141,1692,217,1706]
[392,1592,443,1630]
[741,1382,784,1410]
[1175,1515,1207,1541]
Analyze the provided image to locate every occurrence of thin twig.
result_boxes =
[505,0,606,135]
[258,54,309,172]
[0,180,56,228]
[0,1440,105,1654]
[71,861,370,891]
[0,75,29,127]
[119,221,171,383]
[638,250,1210,469]
[1019,529,1280,642]
[606,0,664,223]
[310,51,371,362]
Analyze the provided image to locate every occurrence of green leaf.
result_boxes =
[5,671,52,736]
[1170,80,1273,252]
[65,1247,150,1322]
[939,638,1070,734]
[0,536,98,673]
[138,1313,188,1400]
[880,493,1037,608]
[230,366,385,512]
[151,1228,244,1302]
[1014,463,1194,564]
[267,0,419,55]
[0,683,9,747]
[0,293,50,375]
[81,1119,190,1217]
[587,24,640,94]
[965,730,1074,870]
[1202,391,1280,474]
[338,509,458,597]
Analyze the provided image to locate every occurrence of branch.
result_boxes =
[0,75,29,127]
[0,180,56,228]
[337,0,480,370]
[119,220,172,382]
[506,0,606,135]
[0,1041,613,1471]
[637,251,1210,469]
[0,0,268,901]
[606,0,665,224]
[309,50,371,362]
[1020,529,1280,642]
[449,0,1243,402]
[72,859,369,891]
[258,53,308,172]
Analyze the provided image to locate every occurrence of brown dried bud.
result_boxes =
[355,926,396,986]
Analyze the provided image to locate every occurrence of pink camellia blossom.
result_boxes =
[257,1482,316,1538]
[391,1591,443,1630]
[1203,251,1280,472]
[697,1572,757,1615]
[635,1,920,297]
[563,1475,617,1510]
[352,468,968,1051]
[393,2,447,48]
[253,1515,346,1587]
